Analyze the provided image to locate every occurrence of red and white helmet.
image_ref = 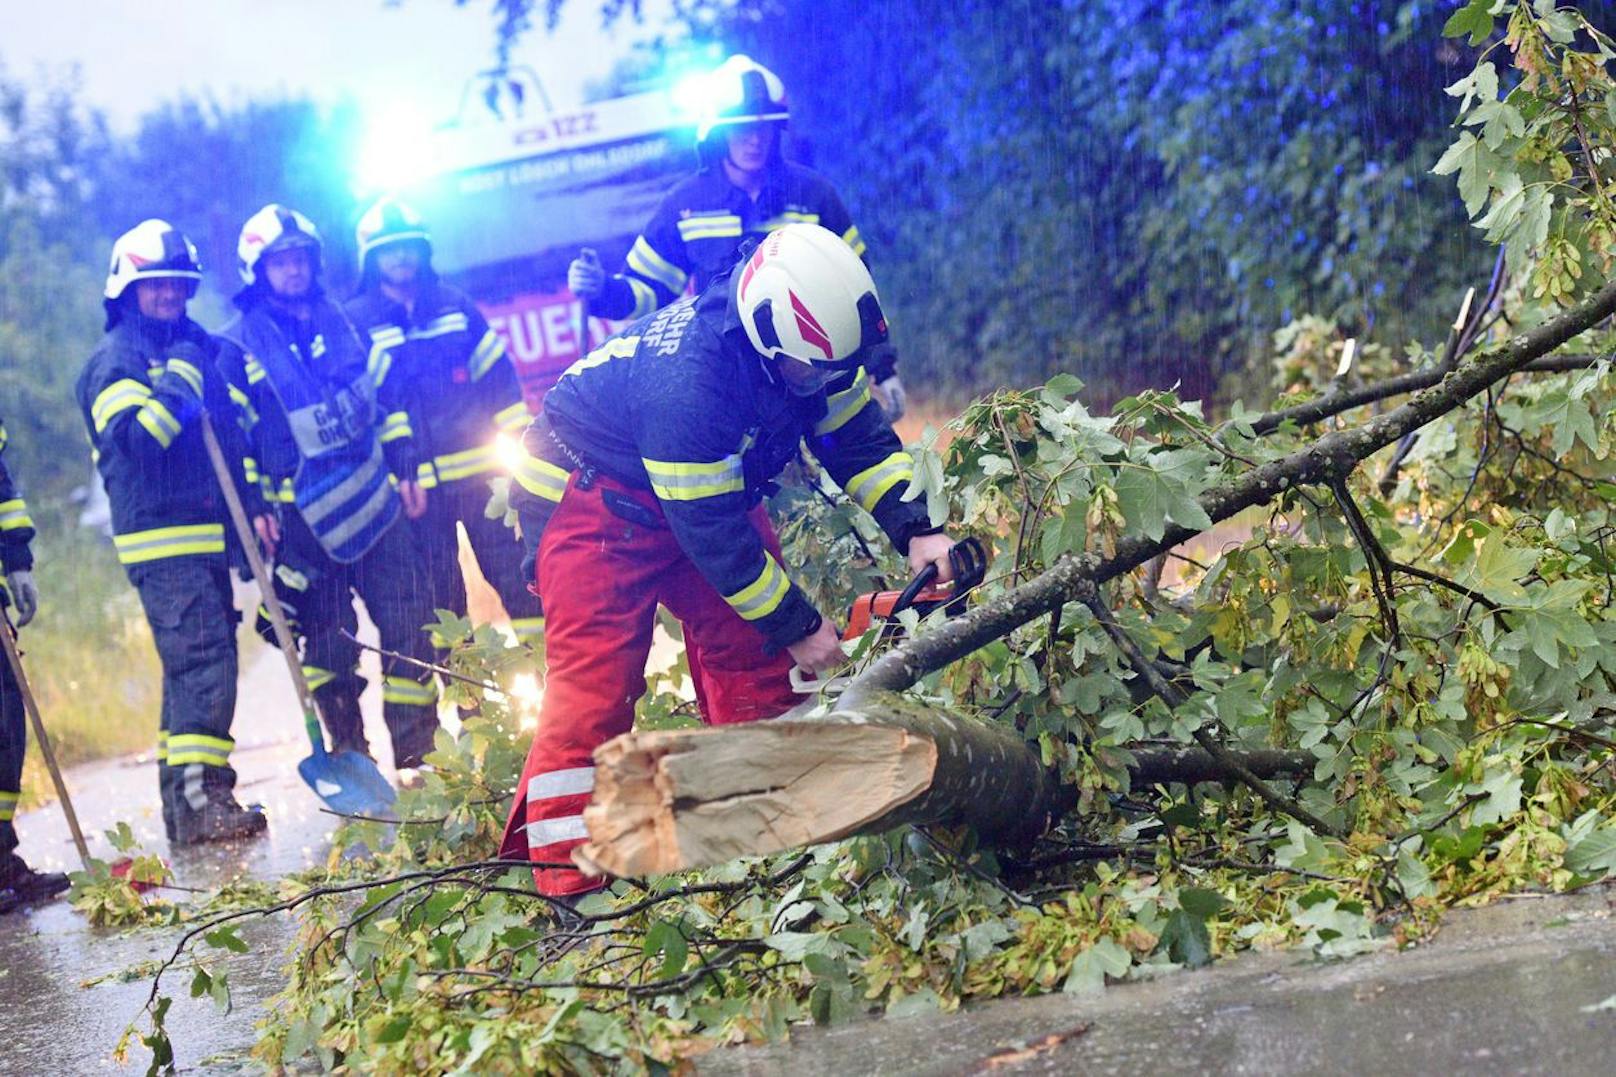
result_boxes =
[104,219,203,300]
[355,197,431,269]
[733,223,887,371]
[695,55,790,141]
[237,204,322,286]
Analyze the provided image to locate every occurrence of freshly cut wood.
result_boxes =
[576,691,1321,878]
[578,692,1070,877]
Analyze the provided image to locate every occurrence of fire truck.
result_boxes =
[395,70,695,405]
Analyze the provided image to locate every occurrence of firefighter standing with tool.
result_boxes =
[0,415,71,908]
[567,55,909,422]
[74,220,266,845]
[501,224,956,898]
[345,198,541,647]
[216,204,442,771]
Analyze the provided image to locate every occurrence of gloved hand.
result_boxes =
[6,570,38,628]
[568,247,606,300]
[875,375,907,423]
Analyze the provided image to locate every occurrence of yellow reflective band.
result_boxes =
[626,236,689,295]
[244,356,267,385]
[271,478,296,503]
[0,423,7,451]
[382,675,438,706]
[514,449,569,503]
[468,329,508,381]
[166,733,233,767]
[166,357,204,397]
[242,456,261,486]
[676,214,743,241]
[844,451,914,513]
[724,555,791,622]
[841,225,867,257]
[759,211,821,231]
[91,379,153,433]
[302,666,336,692]
[814,368,873,436]
[0,790,17,822]
[112,523,227,565]
[495,400,530,434]
[0,498,33,533]
[229,384,260,430]
[136,398,184,448]
[510,616,545,643]
[643,455,745,501]
[627,278,659,320]
[156,731,169,763]
[433,445,497,483]
[562,335,640,380]
[379,411,412,444]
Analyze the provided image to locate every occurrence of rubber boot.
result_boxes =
[0,851,70,909]
[172,796,268,846]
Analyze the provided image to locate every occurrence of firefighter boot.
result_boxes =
[0,851,70,910]
[172,795,268,846]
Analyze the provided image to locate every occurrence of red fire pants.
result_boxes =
[498,472,799,896]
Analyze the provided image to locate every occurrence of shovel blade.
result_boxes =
[298,750,397,817]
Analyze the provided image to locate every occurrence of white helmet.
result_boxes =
[355,197,431,270]
[237,204,322,286]
[733,223,887,370]
[104,219,203,300]
[695,55,790,142]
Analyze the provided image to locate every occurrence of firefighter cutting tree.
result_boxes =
[74,221,267,846]
[345,198,542,649]
[566,55,909,422]
[501,222,956,899]
[215,205,443,772]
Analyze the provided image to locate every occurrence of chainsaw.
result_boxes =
[787,537,989,704]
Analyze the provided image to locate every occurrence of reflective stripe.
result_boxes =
[242,456,261,486]
[433,445,497,483]
[379,410,412,443]
[562,335,640,380]
[301,446,388,532]
[229,384,260,428]
[676,214,743,242]
[366,325,405,384]
[527,814,589,847]
[494,400,530,434]
[643,454,745,501]
[514,450,569,503]
[627,278,659,320]
[511,616,545,643]
[468,329,507,381]
[268,478,297,504]
[310,334,327,359]
[724,556,791,622]
[382,675,438,706]
[244,356,267,385]
[527,766,595,802]
[409,312,469,340]
[182,762,207,810]
[841,225,867,257]
[0,498,33,533]
[0,790,17,823]
[844,451,913,513]
[814,367,872,435]
[112,524,226,565]
[414,460,440,490]
[166,733,233,768]
[166,358,204,397]
[136,398,184,447]
[91,379,153,432]
[759,211,821,230]
[626,236,689,295]
[303,665,336,692]
[155,731,169,764]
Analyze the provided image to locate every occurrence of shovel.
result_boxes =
[200,415,396,816]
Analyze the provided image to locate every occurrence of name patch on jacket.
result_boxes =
[287,376,376,458]
[640,300,698,357]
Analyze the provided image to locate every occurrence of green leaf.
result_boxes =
[203,926,248,954]
[1061,937,1131,994]
[1157,909,1213,968]
[1442,0,1495,45]
[1433,132,1504,218]
[1178,887,1229,919]
[1564,826,1616,877]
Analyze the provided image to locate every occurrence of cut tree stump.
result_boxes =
[577,692,1311,877]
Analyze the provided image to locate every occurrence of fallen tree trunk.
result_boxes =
[578,692,1311,877]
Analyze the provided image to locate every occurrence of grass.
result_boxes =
[14,527,162,808]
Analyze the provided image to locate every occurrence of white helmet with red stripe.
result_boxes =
[104,219,203,300]
[733,223,887,371]
[237,203,323,286]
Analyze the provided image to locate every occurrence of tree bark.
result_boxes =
[578,693,1313,877]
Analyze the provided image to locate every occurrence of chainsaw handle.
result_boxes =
[891,562,941,617]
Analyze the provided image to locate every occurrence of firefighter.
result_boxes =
[566,54,909,422]
[0,415,70,910]
[345,198,541,648]
[216,204,442,770]
[500,223,956,898]
[73,220,266,846]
